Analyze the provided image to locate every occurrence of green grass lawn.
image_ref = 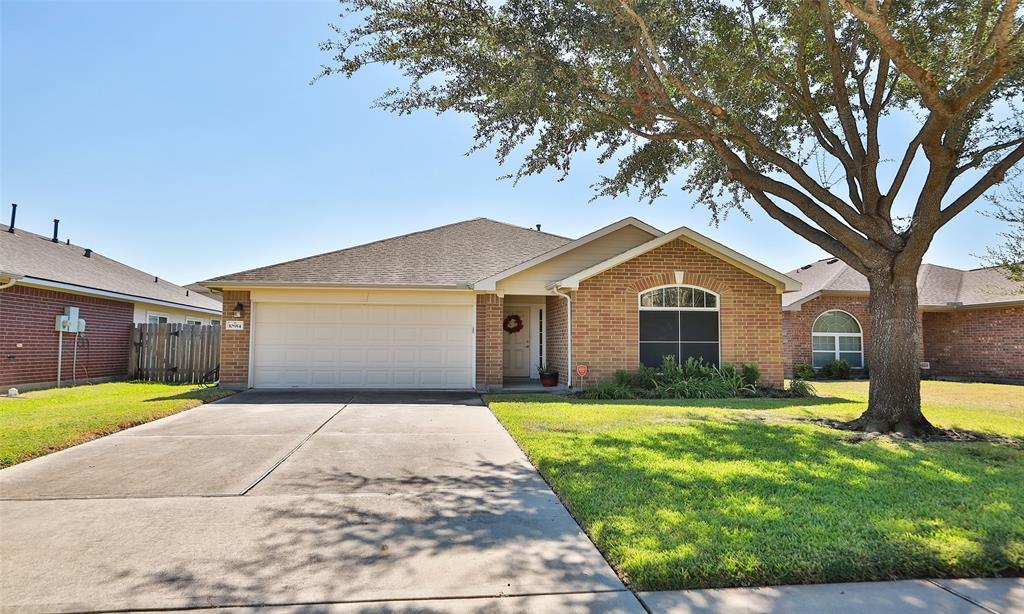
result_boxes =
[488,380,1024,590]
[0,382,235,467]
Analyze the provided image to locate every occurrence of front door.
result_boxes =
[502,306,531,378]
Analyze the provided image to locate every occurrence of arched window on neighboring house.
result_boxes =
[638,285,720,367]
[812,310,864,368]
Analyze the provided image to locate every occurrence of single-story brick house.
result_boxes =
[782,258,1023,383]
[1,214,222,389]
[200,217,800,391]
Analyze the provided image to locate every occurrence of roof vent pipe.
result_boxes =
[7,204,16,233]
[84,248,92,258]
[51,219,60,243]
[535,224,541,231]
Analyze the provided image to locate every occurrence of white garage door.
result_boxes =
[252,302,474,389]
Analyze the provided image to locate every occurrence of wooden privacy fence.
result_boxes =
[129,323,221,384]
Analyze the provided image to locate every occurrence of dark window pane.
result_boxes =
[640,311,679,342]
[680,343,719,366]
[680,312,719,342]
[640,343,679,368]
[839,352,863,368]
[705,293,717,308]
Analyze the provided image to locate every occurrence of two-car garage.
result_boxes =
[249,292,475,389]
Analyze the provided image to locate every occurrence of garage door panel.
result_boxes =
[253,302,474,389]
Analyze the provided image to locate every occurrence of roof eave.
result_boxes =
[17,277,222,315]
[200,281,475,291]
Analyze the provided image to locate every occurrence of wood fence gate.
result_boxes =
[129,323,221,384]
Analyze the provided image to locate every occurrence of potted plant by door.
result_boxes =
[538,364,559,387]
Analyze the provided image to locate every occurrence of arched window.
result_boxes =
[812,310,863,368]
[638,285,720,367]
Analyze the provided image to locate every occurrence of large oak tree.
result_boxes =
[322,0,1024,435]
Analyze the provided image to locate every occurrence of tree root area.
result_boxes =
[817,418,1021,446]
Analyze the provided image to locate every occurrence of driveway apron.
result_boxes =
[0,390,642,613]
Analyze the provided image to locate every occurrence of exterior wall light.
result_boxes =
[232,302,244,318]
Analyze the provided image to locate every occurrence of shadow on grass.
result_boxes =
[141,387,236,404]
[507,416,1024,591]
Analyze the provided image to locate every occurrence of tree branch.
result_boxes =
[939,142,1024,226]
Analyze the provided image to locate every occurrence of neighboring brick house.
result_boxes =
[200,217,800,391]
[1,212,222,389]
[782,258,1023,383]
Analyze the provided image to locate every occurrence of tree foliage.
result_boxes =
[984,182,1024,285]
[322,0,1023,278]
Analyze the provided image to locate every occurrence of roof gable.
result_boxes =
[473,217,662,291]
[554,226,801,292]
[203,218,572,289]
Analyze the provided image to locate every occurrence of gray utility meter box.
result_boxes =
[55,306,87,333]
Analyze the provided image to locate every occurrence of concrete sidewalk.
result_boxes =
[638,577,1023,613]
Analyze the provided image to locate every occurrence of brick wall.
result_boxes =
[475,293,503,390]
[219,290,251,388]
[571,239,785,386]
[783,294,930,377]
[783,294,872,376]
[923,306,1024,382]
[544,294,569,384]
[0,284,133,388]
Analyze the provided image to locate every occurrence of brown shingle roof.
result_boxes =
[783,258,1021,309]
[203,218,572,288]
[1,224,221,312]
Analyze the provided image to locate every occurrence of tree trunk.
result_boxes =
[846,270,938,436]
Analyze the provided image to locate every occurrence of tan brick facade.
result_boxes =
[570,239,785,386]
[475,293,503,390]
[219,290,251,388]
[923,306,1024,382]
[544,295,569,384]
[215,240,792,390]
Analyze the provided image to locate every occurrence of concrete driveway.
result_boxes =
[0,391,643,613]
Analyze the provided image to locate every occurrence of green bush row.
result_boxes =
[794,359,852,380]
[582,356,816,400]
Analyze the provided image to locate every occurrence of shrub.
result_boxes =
[740,362,761,387]
[794,363,817,379]
[823,359,851,379]
[613,369,634,387]
[582,380,635,400]
[788,379,817,398]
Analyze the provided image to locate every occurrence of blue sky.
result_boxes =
[1,0,1008,286]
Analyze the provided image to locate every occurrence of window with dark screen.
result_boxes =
[638,286,720,367]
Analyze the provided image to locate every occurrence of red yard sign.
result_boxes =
[576,364,588,378]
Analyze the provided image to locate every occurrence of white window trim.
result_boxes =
[185,318,204,326]
[147,312,170,324]
[811,310,864,368]
[637,284,722,366]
